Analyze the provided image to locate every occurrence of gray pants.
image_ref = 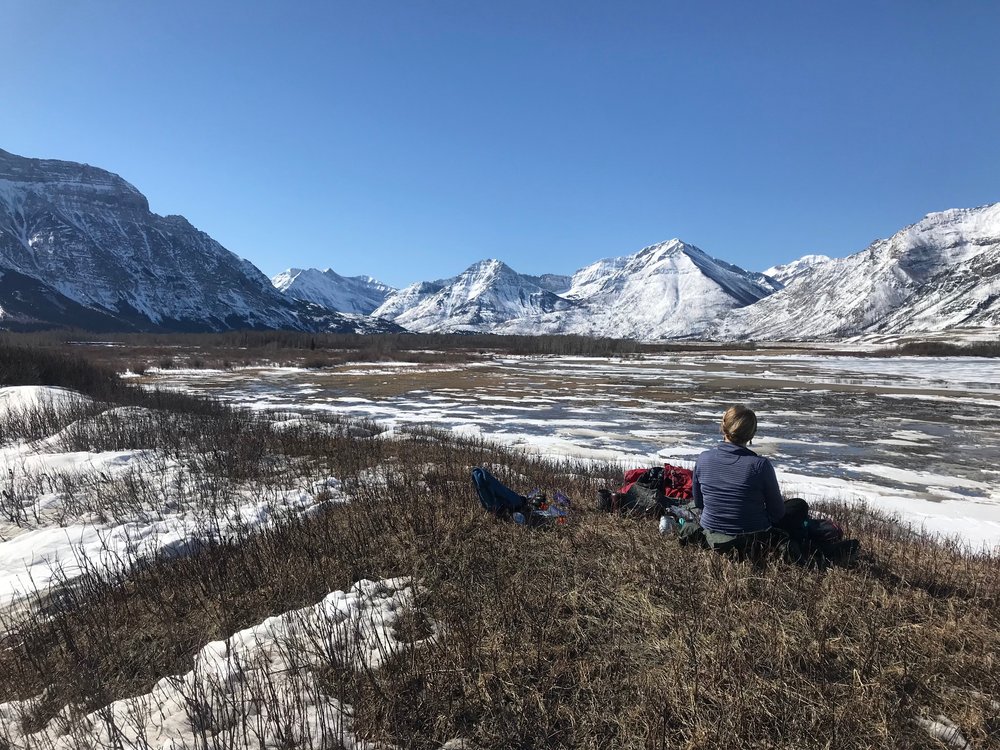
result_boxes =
[703,527,801,563]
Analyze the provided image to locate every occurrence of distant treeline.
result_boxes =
[872,339,1000,358]
[0,338,228,415]
[0,329,760,357]
[0,339,120,396]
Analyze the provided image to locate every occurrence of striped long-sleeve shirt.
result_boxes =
[692,441,785,535]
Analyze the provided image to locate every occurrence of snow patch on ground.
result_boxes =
[0,468,346,612]
[0,577,433,750]
[0,387,349,613]
[0,385,90,416]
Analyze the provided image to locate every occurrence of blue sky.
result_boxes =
[3,1,998,287]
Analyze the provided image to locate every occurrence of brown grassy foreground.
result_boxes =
[0,342,998,748]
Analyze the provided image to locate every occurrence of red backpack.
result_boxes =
[608,463,693,515]
[618,463,693,499]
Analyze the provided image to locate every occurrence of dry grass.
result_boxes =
[0,339,998,749]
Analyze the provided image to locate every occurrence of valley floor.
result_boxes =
[144,351,1000,550]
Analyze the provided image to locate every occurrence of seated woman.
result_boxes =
[692,405,797,553]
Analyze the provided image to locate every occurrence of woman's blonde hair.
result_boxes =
[721,405,757,445]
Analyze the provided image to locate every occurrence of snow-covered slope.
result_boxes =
[272,267,395,315]
[527,273,573,294]
[874,236,1000,333]
[717,204,1000,340]
[563,256,632,300]
[372,259,578,332]
[373,280,447,322]
[374,241,776,338]
[763,254,830,286]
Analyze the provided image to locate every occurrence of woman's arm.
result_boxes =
[760,460,785,523]
[692,462,703,509]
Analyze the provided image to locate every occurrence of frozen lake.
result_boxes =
[146,353,1000,549]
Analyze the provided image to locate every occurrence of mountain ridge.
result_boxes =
[272,267,395,315]
[714,203,1000,340]
[3,147,997,341]
[369,240,777,338]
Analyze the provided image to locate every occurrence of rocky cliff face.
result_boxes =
[0,267,135,331]
[0,148,307,330]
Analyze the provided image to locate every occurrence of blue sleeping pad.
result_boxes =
[471,467,527,515]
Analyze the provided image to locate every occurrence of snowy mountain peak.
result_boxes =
[466,258,508,273]
[372,258,577,332]
[763,254,831,286]
[635,238,687,257]
[373,240,778,339]
[556,238,779,337]
[272,267,395,315]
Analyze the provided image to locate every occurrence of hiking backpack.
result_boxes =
[606,463,694,516]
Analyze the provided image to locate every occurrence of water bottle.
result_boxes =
[659,515,678,535]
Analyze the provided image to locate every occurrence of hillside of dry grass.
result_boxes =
[0,339,997,749]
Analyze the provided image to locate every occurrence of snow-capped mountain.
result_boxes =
[372,259,578,332]
[272,267,395,315]
[762,254,831,287]
[0,148,398,333]
[373,241,776,338]
[0,148,302,330]
[716,203,1000,340]
[553,239,777,338]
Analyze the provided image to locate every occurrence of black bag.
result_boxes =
[781,499,859,567]
[806,517,845,545]
[619,467,667,516]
